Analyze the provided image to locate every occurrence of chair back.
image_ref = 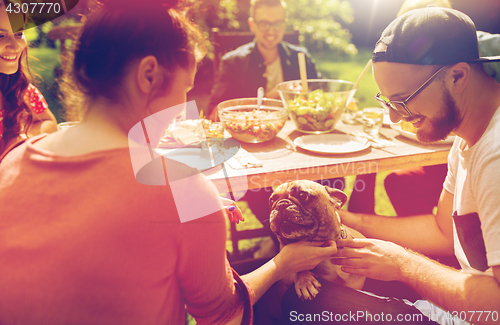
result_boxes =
[211,27,300,80]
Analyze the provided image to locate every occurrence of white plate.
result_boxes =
[390,123,456,144]
[294,134,370,154]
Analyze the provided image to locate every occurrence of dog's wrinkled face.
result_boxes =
[269,180,348,245]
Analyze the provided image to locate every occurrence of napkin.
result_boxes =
[226,148,263,169]
[158,119,212,149]
[349,131,397,149]
[368,138,397,149]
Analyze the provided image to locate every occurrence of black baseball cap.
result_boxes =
[372,7,500,65]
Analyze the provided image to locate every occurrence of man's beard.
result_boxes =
[416,89,461,143]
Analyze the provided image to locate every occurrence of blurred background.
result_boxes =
[27,0,500,123]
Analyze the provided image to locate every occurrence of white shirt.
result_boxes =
[443,107,500,276]
[264,56,284,96]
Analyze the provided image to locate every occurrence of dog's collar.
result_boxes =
[341,227,348,239]
[336,226,352,241]
[340,226,348,240]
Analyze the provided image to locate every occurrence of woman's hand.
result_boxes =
[332,237,411,282]
[220,198,244,224]
[274,240,338,277]
[27,110,58,136]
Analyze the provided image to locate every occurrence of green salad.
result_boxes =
[288,89,347,132]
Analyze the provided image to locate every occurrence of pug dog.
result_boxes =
[269,180,365,300]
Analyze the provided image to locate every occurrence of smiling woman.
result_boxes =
[0,0,57,156]
[0,3,26,75]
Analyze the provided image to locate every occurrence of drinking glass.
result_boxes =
[57,121,79,131]
[362,107,384,136]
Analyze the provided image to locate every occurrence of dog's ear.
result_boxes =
[324,186,348,208]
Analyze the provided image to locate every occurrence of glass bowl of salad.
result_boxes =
[277,79,356,134]
[217,98,288,143]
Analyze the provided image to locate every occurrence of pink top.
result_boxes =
[0,84,49,136]
[0,135,253,325]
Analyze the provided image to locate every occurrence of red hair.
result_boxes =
[61,0,206,119]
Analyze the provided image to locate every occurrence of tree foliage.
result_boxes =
[287,0,357,56]
[187,0,357,57]
[33,0,357,58]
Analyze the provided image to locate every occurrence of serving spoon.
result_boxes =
[257,86,264,110]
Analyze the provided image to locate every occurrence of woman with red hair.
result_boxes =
[0,0,57,156]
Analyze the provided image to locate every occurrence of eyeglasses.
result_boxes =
[254,20,286,31]
[374,65,447,118]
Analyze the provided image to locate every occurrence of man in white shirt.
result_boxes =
[283,7,500,325]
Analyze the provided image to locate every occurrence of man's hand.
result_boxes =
[332,237,412,282]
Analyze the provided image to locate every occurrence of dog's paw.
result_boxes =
[294,271,322,300]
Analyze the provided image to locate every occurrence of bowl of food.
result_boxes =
[277,79,356,134]
[217,98,288,143]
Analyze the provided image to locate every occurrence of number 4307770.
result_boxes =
[6,2,62,14]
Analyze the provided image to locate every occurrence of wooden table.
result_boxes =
[204,120,452,193]
[194,119,453,261]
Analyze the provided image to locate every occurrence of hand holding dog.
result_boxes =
[274,240,338,276]
[332,238,412,282]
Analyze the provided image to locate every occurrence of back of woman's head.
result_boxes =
[64,0,206,118]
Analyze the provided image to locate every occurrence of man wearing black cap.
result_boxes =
[282,7,500,324]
